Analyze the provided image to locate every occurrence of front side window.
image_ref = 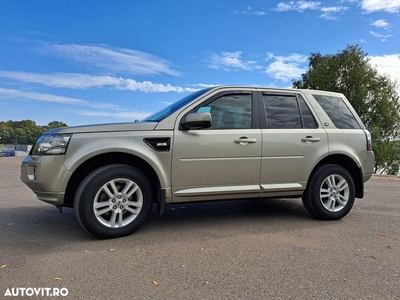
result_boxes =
[195,94,252,129]
[313,95,360,129]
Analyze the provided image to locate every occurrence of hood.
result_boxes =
[45,122,158,134]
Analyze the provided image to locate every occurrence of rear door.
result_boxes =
[259,91,329,196]
[171,90,262,202]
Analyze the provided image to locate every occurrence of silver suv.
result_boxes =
[21,86,375,238]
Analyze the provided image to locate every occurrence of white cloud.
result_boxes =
[274,1,321,12]
[236,8,266,15]
[39,44,181,76]
[275,2,294,11]
[188,83,219,88]
[207,51,261,71]
[121,80,197,93]
[361,0,400,13]
[369,31,393,41]
[267,53,308,64]
[319,13,338,20]
[369,30,383,37]
[0,88,120,110]
[0,71,118,89]
[275,2,348,20]
[369,54,400,82]
[320,5,348,12]
[370,19,390,29]
[0,71,197,93]
[0,87,155,121]
[265,53,308,81]
[319,5,349,19]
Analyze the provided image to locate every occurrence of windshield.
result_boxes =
[142,88,212,122]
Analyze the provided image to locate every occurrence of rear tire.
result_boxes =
[302,164,355,220]
[74,164,152,238]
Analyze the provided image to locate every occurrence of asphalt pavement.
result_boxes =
[0,157,399,299]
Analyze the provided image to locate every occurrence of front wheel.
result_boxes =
[74,164,153,238]
[302,164,355,220]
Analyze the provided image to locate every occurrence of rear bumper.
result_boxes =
[362,151,375,183]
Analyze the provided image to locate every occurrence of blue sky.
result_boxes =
[1,0,399,126]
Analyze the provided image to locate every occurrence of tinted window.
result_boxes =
[313,95,360,129]
[263,94,302,128]
[298,95,318,128]
[195,94,252,129]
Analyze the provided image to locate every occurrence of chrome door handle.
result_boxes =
[234,137,257,144]
[301,136,320,143]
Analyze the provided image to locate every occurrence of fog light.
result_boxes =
[28,165,36,180]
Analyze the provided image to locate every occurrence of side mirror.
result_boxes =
[181,112,212,130]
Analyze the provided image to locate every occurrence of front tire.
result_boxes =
[302,164,355,220]
[74,164,152,238]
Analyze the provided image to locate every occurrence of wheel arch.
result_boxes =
[63,152,161,208]
[309,154,364,198]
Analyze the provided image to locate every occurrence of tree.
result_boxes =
[47,121,68,129]
[293,45,400,173]
[0,120,68,145]
[387,141,400,175]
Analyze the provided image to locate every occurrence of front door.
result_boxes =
[171,91,262,202]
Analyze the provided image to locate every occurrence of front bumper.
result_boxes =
[20,155,72,206]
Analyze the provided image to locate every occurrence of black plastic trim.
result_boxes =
[356,166,364,199]
[143,138,171,152]
[158,188,166,216]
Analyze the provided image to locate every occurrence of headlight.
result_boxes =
[31,134,72,155]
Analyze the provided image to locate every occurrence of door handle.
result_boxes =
[234,137,257,144]
[301,136,320,143]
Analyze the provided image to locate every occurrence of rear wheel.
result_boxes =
[74,164,152,238]
[302,164,355,220]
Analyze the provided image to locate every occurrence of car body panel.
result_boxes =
[326,129,375,180]
[171,128,262,202]
[46,122,158,134]
[259,128,329,194]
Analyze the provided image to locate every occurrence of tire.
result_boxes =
[302,164,355,220]
[74,164,153,239]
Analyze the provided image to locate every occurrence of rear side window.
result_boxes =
[263,94,302,128]
[263,94,317,129]
[313,95,360,129]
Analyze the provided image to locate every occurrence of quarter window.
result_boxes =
[298,95,318,129]
[313,95,360,129]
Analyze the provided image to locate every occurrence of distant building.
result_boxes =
[0,144,31,157]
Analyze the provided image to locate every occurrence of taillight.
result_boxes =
[364,130,372,151]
